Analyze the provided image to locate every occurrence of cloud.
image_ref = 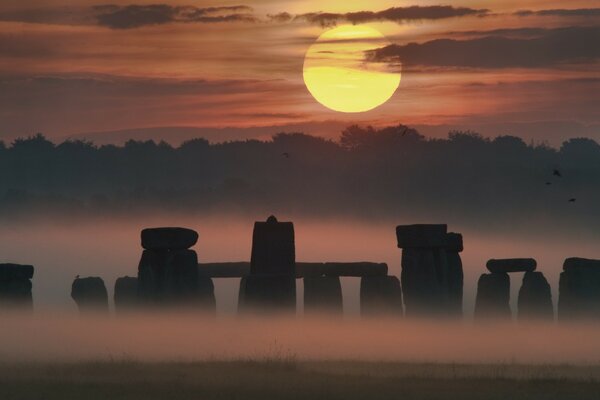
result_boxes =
[367,26,600,68]
[295,6,489,27]
[93,4,256,29]
[514,8,600,17]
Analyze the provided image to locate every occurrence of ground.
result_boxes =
[1,361,599,400]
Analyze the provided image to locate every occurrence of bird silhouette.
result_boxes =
[282,152,290,158]
[545,182,552,185]
[76,274,80,279]
[553,169,562,177]
[568,198,577,202]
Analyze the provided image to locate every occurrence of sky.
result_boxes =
[0,0,598,143]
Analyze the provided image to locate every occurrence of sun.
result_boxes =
[303,25,401,113]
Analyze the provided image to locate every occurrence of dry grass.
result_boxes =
[1,360,599,400]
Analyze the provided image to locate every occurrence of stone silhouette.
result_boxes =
[71,276,109,313]
[558,257,600,321]
[474,272,511,320]
[0,263,34,310]
[239,216,296,313]
[397,225,464,317]
[303,276,343,314]
[114,276,139,314]
[138,227,215,310]
[360,275,403,316]
[517,271,553,320]
[486,258,536,273]
[445,233,464,317]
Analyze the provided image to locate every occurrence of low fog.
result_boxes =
[1,313,600,365]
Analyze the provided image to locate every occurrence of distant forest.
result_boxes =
[1,125,599,232]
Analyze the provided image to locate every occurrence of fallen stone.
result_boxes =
[250,216,295,276]
[238,275,296,313]
[396,224,447,248]
[0,263,34,280]
[517,271,554,321]
[303,276,343,314]
[141,227,198,250]
[486,258,536,273]
[114,276,139,313]
[71,277,109,313]
[360,276,403,316]
[474,273,511,320]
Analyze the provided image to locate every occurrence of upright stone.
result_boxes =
[114,276,139,314]
[517,271,553,321]
[360,276,403,316]
[303,276,343,314]
[558,258,600,321]
[0,263,34,310]
[445,233,464,317]
[474,273,511,320]
[397,224,449,316]
[71,277,109,313]
[240,216,296,313]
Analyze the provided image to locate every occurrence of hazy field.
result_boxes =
[1,360,600,400]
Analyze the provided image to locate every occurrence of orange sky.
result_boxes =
[0,0,598,142]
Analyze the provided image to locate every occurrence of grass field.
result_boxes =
[1,361,599,400]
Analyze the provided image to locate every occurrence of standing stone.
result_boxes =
[446,233,464,317]
[474,273,511,320]
[303,276,343,314]
[114,276,139,314]
[558,258,600,321]
[360,276,403,316]
[0,263,34,310]
[71,277,109,313]
[517,271,553,321]
[397,224,462,317]
[137,227,214,311]
[240,216,296,313]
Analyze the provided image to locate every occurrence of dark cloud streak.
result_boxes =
[368,26,600,68]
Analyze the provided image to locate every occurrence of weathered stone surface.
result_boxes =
[296,263,327,278]
[250,216,295,276]
[401,247,448,316]
[360,276,403,316]
[71,277,108,313]
[323,262,388,277]
[0,279,33,309]
[238,275,296,313]
[303,276,343,314]
[165,249,199,301]
[198,262,250,278]
[486,258,536,273]
[396,224,447,248]
[474,273,511,320]
[445,232,463,253]
[563,257,600,271]
[0,264,34,280]
[114,276,139,313]
[141,227,198,250]
[138,250,169,302]
[558,264,600,321]
[446,251,464,316]
[517,271,553,321]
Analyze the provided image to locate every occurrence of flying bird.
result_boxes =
[553,169,562,177]
[545,182,552,185]
[568,198,577,203]
[282,152,290,158]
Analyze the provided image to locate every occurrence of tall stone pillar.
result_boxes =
[517,271,553,321]
[137,227,215,310]
[304,276,343,314]
[558,258,600,321]
[239,216,296,314]
[71,276,109,314]
[114,276,139,314]
[445,233,464,317]
[0,263,34,311]
[360,275,403,316]
[474,272,511,320]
